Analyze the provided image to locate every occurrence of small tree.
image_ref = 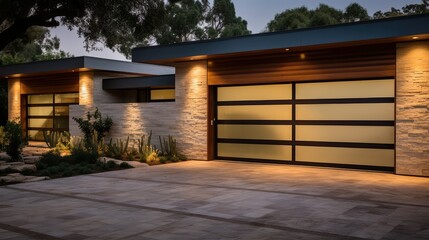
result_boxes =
[72,108,113,152]
[4,120,24,161]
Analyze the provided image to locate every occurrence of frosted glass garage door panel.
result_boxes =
[296,79,394,99]
[296,146,394,167]
[296,103,394,120]
[28,106,54,116]
[28,119,53,128]
[218,143,292,161]
[218,84,292,101]
[296,126,394,144]
[218,125,292,140]
[218,105,292,120]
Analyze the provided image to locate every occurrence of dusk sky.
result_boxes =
[50,0,422,61]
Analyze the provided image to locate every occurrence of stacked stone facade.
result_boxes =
[396,41,429,177]
[8,78,21,121]
[70,61,208,160]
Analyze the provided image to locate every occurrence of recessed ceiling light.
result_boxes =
[412,36,419,40]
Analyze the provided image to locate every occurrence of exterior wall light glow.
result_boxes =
[300,53,306,60]
[285,48,290,51]
[412,36,419,40]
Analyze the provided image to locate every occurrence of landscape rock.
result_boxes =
[23,156,41,164]
[127,161,149,168]
[0,163,36,173]
[0,152,11,161]
[0,173,49,184]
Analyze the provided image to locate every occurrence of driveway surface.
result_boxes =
[0,160,428,240]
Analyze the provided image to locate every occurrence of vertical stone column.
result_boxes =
[396,41,429,176]
[79,72,94,105]
[8,78,21,121]
[175,60,208,160]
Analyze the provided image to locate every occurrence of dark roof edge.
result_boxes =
[132,13,429,62]
[103,74,175,90]
[0,56,174,77]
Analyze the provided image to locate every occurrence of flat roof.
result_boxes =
[132,14,429,64]
[0,56,174,78]
[103,75,175,90]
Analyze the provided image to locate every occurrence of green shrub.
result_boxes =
[119,162,132,168]
[36,152,66,170]
[106,136,129,160]
[158,135,186,162]
[136,131,158,162]
[106,160,117,169]
[4,120,24,161]
[43,130,61,148]
[72,108,113,151]
[69,147,98,164]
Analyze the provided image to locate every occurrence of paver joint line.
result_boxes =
[5,185,367,240]
[0,222,64,240]
[87,174,429,209]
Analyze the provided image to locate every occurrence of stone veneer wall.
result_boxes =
[70,60,208,160]
[396,41,429,177]
[8,78,21,121]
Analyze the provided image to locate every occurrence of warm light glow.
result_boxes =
[300,53,306,60]
[412,36,419,40]
[79,72,93,105]
[285,48,290,51]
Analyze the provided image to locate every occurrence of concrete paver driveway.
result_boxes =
[0,161,428,240]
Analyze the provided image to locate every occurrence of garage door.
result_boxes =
[215,79,395,171]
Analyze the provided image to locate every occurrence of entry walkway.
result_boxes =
[0,161,428,240]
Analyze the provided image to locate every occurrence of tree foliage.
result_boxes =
[154,0,251,45]
[267,1,428,32]
[0,26,72,65]
[373,0,429,19]
[0,0,166,57]
[267,3,368,31]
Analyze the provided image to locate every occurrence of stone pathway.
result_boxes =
[0,161,428,240]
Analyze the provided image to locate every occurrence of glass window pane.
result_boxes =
[218,105,292,120]
[150,89,175,100]
[54,118,69,129]
[55,93,79,104]
[218,84,292,101]
[28,130,45,141]
[28,94,53,104]
[296,79,394,99]
[55,106,69,116]
[28,106,53,116]
[218,125,292,140]
[28,118,53,128]
[296,103,394,121]
[218,143,292,161]
[296,126,394,144]
[296,146,394,167]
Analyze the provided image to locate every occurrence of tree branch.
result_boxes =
[0,7,74,51]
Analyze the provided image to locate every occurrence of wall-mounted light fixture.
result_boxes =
[285,48,290,51]
[412,36,419,40]
[300,53,306,60]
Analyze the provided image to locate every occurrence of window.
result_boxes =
[137,88,175,102]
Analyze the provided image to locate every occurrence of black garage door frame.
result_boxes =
[214,78,395,172]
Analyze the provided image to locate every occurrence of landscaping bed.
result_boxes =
[0,108,187,185]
